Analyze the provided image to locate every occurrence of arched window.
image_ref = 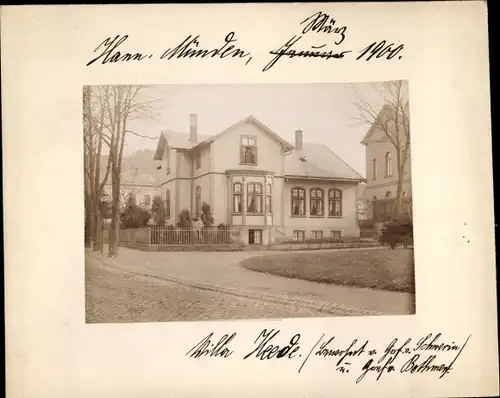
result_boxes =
[291,187,305,216]
[372,158,377,180]
[402,191,406,197]
[310,188,324,216]
[165,190,171,218]
[233,182,243,213]
[385,152,393,177]
[266,183,272,213]
[385,191,392,198]
[195,186,201,216]
[247,183,262,214]
[328,188,342,217]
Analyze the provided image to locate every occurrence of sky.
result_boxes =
[122,83,384,178]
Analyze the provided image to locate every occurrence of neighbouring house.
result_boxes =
[153,114,365,245]
[361,104,412,222]
[102,170,161,210]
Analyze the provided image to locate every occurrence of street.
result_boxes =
[85,255,325,323]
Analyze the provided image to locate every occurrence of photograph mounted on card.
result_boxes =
[84,81,415,323]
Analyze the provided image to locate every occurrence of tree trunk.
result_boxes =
[394,147,403,217]
[108,170,121,257]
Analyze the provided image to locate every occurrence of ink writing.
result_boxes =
[243,329,301,360]
[186,332,235,358]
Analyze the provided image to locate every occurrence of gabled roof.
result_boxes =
[188,115,293,153]
[153,130,212,160]
[285,143,364,181]
[154,115,293,160]
[360,100,410,145]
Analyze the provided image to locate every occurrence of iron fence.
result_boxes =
[149,226,243,245]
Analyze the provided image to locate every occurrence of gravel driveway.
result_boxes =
[85,255,325,323]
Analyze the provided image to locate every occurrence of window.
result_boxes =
[195,153,201,169]
[372,158,377,180]
[293,230,305,242]
[373,196,377,201]
[328,188,342,217]
[312,230,323,239]
[240,136,258,165]
[195,186,201,216]
[165,149,171,174]
[310,188,324,216]
[233,183,243,213]
[402,191,406,198]
[291,187,305,216]
[385,152,393,177]
[247,183,262,214]
[143,194,151,207]
[330,230,342,239]
[249,229,262,244]
[385,191,392,198]
[266,183,272,213]
[165,190,171,218]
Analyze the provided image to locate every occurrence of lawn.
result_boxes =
[240,249,415,293]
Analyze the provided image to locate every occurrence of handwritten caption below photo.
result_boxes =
[186,329,471,383]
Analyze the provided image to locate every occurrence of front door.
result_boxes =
[248,229,262,245]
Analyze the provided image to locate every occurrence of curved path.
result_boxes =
[88,247,415,318]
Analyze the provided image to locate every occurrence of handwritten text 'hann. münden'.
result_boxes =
[85,11,405,72]
[184,329,472,383]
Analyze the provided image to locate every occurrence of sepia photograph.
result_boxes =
[84,82,415,323]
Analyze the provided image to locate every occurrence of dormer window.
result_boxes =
[240,136,258,165]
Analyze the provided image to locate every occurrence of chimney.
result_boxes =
[189,113,198,142]
[295,129,303,150]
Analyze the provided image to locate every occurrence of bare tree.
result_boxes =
[352,80,410,217]
[83,86,112,250]
[89,85,159,257]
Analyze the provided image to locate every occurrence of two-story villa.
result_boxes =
[153,114,364,245]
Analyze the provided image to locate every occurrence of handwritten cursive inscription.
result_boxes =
[243,329,301,360]
[86,35,153,66]
[356,337,411,383]
[85,11,405,71]
[186,332,235,358]
[263,35,351,72]
[400,334,471,379]
[300,11,347,44]
[160,32,252,65]
[184,330,472,382]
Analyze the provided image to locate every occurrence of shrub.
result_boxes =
[380,216,413,249]
[200,202,214,227]
[217,223,230,244]
[151,195,166,226]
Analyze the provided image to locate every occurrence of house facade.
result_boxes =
[103,170,161,210]
[361,104,412,221]
[153,114,364,245]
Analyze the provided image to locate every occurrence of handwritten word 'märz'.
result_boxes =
[300,11,347,45]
